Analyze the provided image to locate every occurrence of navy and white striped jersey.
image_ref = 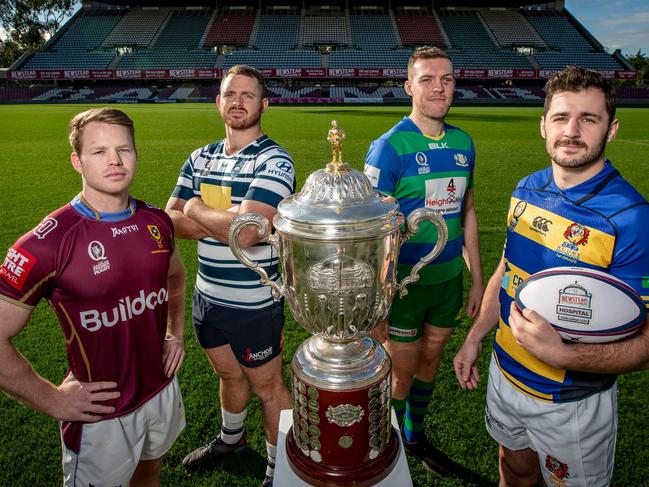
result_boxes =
[172,135,296,309]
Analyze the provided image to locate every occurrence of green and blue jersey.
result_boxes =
[364,116,475,284]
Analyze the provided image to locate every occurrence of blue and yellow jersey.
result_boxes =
[364,117,475,284]
[496,161,649,403]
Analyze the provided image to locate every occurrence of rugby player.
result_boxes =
[454,66,649,486]
[0,107,186,486]
[364,46,484,474]
[166,65,295,487]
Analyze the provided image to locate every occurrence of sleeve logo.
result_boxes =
[1,246,37,291]
[32,217,58,240]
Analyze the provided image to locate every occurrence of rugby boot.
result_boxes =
[182,435,247,469]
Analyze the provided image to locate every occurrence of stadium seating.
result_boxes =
[524,10,594,52]
[349,14,398,50]
[394,12,448,47]
[252,14,300,50]
[439,11,534,69]
[6,4,633,100]
[115,11,216,69]
[102,9,169,48]
[203,12,256,47]
[302,15,350,46]
[330,49,411,68]
[479,9,547,48]
[22,11,121,70]
[221,49,321,69]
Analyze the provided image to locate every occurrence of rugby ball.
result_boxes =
[514,267,647,343]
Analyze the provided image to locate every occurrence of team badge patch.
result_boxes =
[1,245,37,291]
[508,200,527,231]
[545,454,570,486]
[88,240,110,276]
[563,223,589,246]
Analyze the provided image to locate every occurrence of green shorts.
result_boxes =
[388,272,463,343]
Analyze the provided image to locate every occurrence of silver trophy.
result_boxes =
[229,121,448,486]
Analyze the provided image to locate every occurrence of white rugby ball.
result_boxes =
[514,266,647,343]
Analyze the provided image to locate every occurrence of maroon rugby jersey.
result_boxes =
[0,198,175,452]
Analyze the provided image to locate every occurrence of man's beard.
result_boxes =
[223,107,262,130]
[549,136,606,169]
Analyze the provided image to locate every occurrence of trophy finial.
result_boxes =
[327,120,345,164]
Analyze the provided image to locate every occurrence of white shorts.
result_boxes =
[485,355,616,487]
[62,376,185,487]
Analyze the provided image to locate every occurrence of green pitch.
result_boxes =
[1,104,648,486]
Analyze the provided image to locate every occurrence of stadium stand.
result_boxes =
[394,11,448,47]
[252,14,300,50]
[221,49,320,69]
[302,14,350,46]
[439,11,534,69]
[479,9,547,49]
[524,10,624,70]
[102,8,169,48]
[22,10,121,70]
[4,2,641,105]
[203,11,256,47]
[349,14,398,50]
[330,49,411,68]
[115,11,216,69]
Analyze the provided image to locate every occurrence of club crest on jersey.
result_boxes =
[32,217,58,240]
[508,200,527,231]
[544,455,570,486]
[454,153,469,167]
[88,241,110,276]
[563,223,589,246]
[147,224,165,250]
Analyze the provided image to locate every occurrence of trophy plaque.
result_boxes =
[229,121,448,486]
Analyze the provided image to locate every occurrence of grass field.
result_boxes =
[1,103,648,487]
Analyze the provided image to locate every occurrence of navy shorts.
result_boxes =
[192,291,285,368]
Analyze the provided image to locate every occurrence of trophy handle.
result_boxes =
[397,208,449,298]
[228,212,285,300]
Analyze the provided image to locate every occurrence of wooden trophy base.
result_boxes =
[285,426,400,487]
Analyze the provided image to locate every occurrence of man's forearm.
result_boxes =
[462,207,483,285]
[0,341,60,417]
[553,322,649,373]
[465,260,504,343]
[167,208,208,240]
[166,257,185,339]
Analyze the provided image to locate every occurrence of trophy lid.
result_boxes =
[274,121,402,240]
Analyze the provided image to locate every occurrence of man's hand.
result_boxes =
[453,339,483,390]
[162,334,185,377]
[183,196,204,220]
[465,282,484,318]
[509,302,566,368]
[54,374,120,422]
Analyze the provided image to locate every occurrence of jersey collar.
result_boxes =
[71,194,137,222]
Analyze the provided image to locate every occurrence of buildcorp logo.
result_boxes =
[79,288,168,331]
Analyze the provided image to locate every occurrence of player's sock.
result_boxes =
[403,378,434,444]
[265,441,277,478]
[220,408,247,444]
[391,397,407,428]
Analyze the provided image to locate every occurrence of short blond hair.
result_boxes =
[68,107,135,154]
